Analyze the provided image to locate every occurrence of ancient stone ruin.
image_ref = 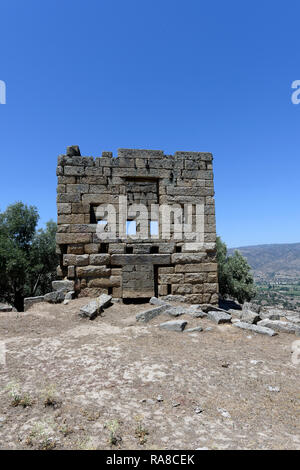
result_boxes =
[56,146,218,304]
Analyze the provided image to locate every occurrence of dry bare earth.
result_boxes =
[0,298,299,450]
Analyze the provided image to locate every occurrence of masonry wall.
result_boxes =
[56,146,218,304]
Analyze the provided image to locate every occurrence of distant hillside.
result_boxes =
[228,243,300,281]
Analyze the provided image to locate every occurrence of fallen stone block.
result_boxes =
[44,291,65,304]
[186,305,207,318]
[79,300,99,319]
[201,304,229,314]
[286,314,300,325]
[136,304,171,323]
[63,291,75,305]
[149,297,167,306]
[167,306,188,317]
[24,296,45,311]
[52,280,74,293]
[242,302,261,313]
[98,293,112,308]
[185,326,203,333]
[207,311,232,324]
[227,309,243,318]
[80,294,112,320]
[257,320,300,335]
[65,291,75,301]
[0,304,14,313]
[233,321,277,337]
[259,311,281,321]
[240,310,261,324]
[159,320,187,332]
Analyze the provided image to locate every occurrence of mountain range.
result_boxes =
[228,242,300,281]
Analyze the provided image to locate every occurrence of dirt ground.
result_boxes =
[0,298,299,450]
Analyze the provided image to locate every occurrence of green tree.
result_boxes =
[0,202,58,311]
[216,236,256,304]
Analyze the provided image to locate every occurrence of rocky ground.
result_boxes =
[0,298,299,450]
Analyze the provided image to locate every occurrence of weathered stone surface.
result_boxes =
[240,310,261,324]
[207,311,232,324]
[0,304,14,313]
[88,276,120,288]
[159,320,187,332]
[79,294,112,319]
[111,254,171,265]
[64,291,75,300]
[257,320,300,335]
[136,304,171,323]
[89,254,110,265]
[98,293,112,308]
[242,302,261,313]
[259,311,281,321]
[286,314,300,324]
[162,295,187,303]
[149,297,166,306]
[63,254,89,266]
[23,296,45,311]
[66,145,81,156]
[185,326,203,333]
[186,305,207,318]
[233,321,277,337]
[171,253,207,264]
[52,280,74,293]
[79,300,99,319]
[44,291,65,304]
[167,306,188,317]
[76,266,111,277]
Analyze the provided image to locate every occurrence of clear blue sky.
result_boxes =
[0,0,299,248]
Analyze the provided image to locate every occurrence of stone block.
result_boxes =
[76,265,111,277]
[233,322,277,337]
[171,253,207,264]
[52,280,74,293]
[44,291,65,304]
[79,294,112,319]
[240,310,261,324]
[184,273,206,283]
[136,304,171,323]
[159,320,187,332]
[257,320,300,335]
[172,284,193,295]
[158,274,184,284]
[84,243,99,254]
[89,254,110,265]
[24,296,45,312]
[207,311,231,324]
[111,254,171,265]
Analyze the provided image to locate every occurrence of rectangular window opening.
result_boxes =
[150,221,159,236]
[90,205,97,224]
[99,243,109,253]
[126,220,136,235]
